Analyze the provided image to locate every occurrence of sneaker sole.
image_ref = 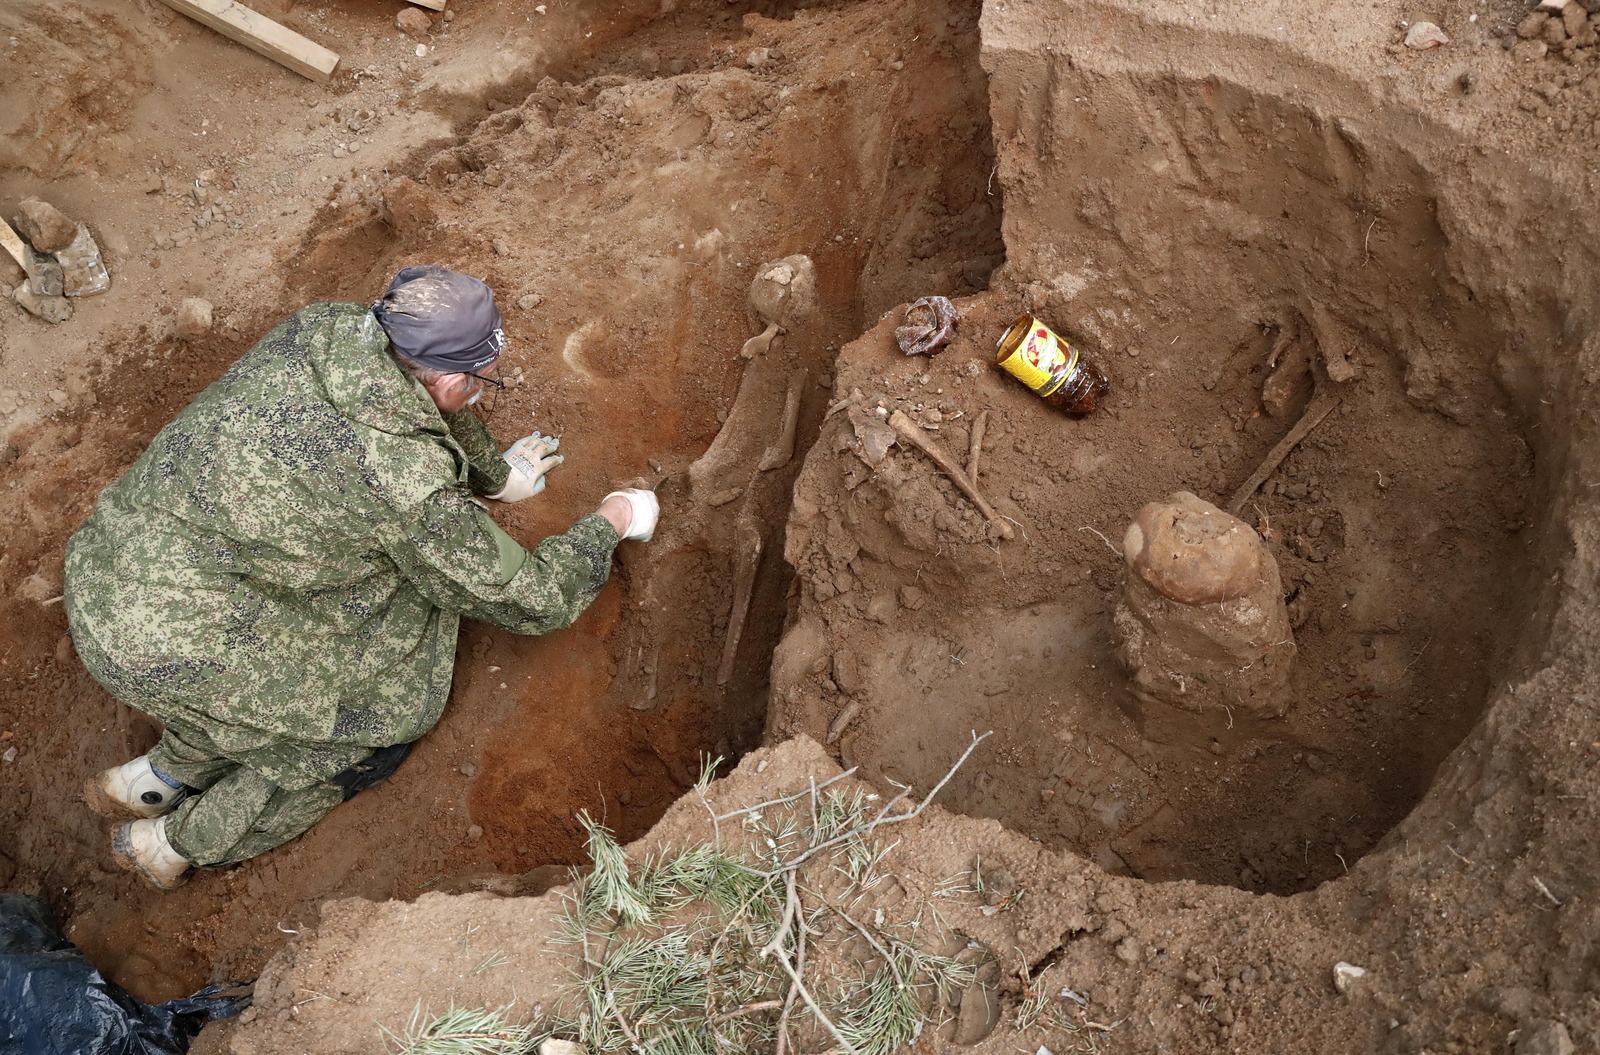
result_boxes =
[82,774,180,820]
[83,775,133,819]
[110,824,190,891]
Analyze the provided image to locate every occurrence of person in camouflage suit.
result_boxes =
[64,266,660,889]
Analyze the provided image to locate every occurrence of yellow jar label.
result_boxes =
[999,320,1078,397]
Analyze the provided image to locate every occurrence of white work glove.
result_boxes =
[489,432,563,503]
[604,488,659,541]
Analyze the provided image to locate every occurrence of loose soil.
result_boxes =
[3,0,1600,1051]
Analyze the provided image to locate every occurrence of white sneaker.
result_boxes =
[84,755,188,819]
[112,817,191,890]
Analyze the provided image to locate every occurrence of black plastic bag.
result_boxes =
[0,894,249,1054]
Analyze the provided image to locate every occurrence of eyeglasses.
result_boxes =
[465,364,504,416]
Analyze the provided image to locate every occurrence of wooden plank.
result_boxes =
[151,0,339,83]
[0,220,26,272]
[406,0,448,11]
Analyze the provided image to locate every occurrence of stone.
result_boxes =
[1113,492,1294,716]
[1515,1020,1575,1055]
[898,584,925,610]
[396,7,432,37]
[13,197,77,253]
[175,297,213,339]
[1404,21,1449,48]
[23,247,64,297]
[1333,961,1368,995]
[540,1041,584,1055]
[518,292,544,310]
[12,282,72,324]
[56,225,110,297]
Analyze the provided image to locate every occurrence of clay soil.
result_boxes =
[4,0,1600,1051]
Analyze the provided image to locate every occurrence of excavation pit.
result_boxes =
[2,0,1598,1049]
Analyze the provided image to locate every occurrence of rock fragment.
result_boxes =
[175,298,214,339]
[56,225,110,297]
[13,198,78,253]
[1332,961,1368,995]
[396,7,432,37]
[1403,21,1449,48]
[23,248,64,297]
[12,282,72,323]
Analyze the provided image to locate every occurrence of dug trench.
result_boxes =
[0,0,1008,1005]
[4,0,1600,1050]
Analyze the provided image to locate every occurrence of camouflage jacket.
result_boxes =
[64,303,617,787]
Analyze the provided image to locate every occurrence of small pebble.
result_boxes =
[175,298,214,339]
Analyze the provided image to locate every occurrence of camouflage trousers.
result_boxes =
[149,718,380,868]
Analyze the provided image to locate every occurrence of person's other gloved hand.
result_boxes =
[489,432,563,503]
[603,488,660,541]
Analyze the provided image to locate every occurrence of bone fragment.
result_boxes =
[888,410,1014,540]
[1306,303,1360,383]
[716,522,764,685]
[758,369,808,471]
[826,700,863,744]
[741,320,782,359]
[966,409,989,481]
[1226,387,1344,516]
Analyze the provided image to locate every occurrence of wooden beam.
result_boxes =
[0,220,26,272]
[151,0,339,83]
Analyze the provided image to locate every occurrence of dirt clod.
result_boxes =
[174,298,213,339]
